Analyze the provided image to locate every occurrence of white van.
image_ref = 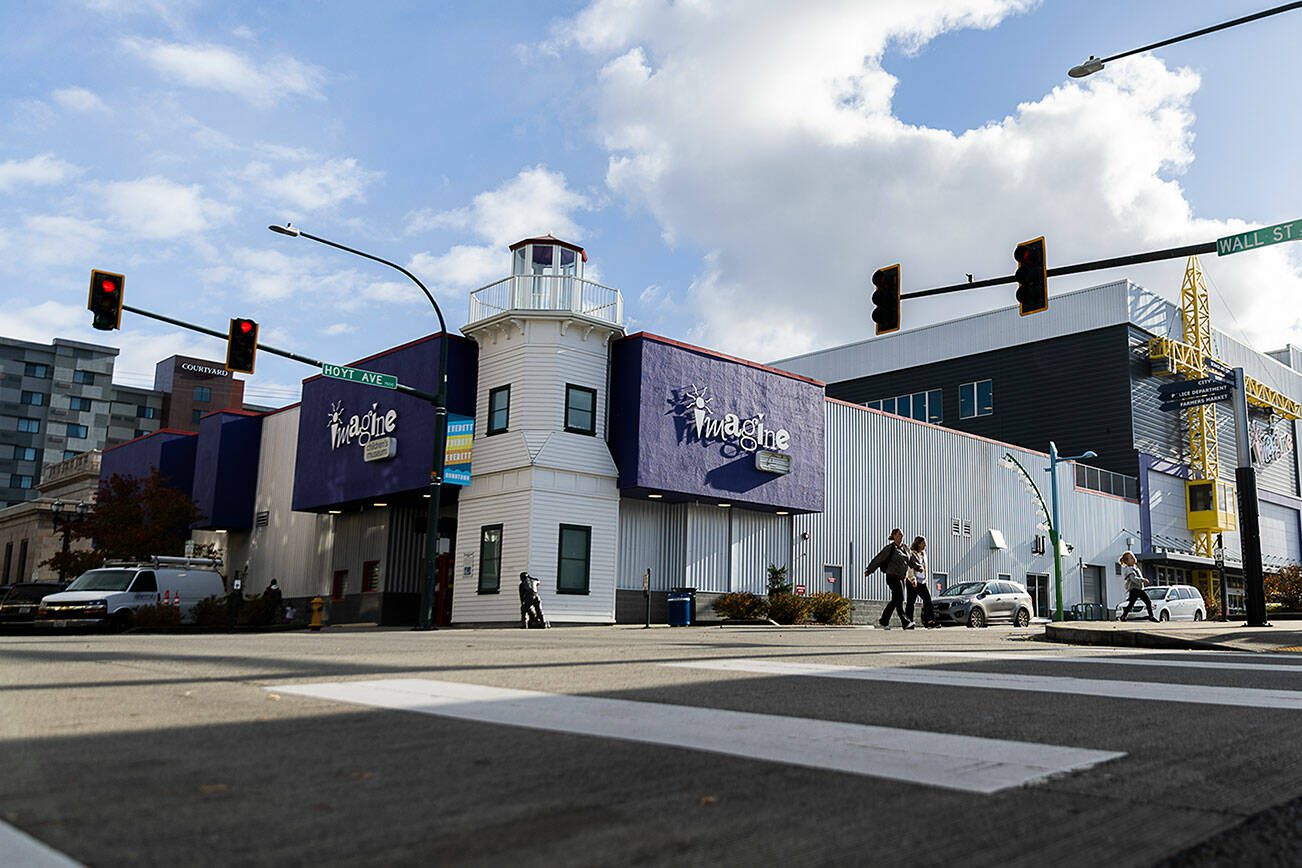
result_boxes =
[38,557,226,629]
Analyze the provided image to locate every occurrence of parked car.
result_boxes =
[38,558,225,630]
[1115,583,1207,622]
[0,582,68,628]
[933,579,1035,628]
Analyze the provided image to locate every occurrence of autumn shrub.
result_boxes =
[806,592,854,625]
[1264,565,1302,611]
[131,603,182,627]
[1199,587,1220,621]
[766,593,812,625]
[712,592,769,621]
[238,594,280,626]
[191,595,230,627]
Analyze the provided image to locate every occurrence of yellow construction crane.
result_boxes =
[1148,256,1301,596]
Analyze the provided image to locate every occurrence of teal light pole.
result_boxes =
[1000,444,1095,621]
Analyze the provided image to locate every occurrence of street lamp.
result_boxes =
[1047,442,1096,622]
[50,500,88,581]
[269,222,449,631]
[1069,3,1302,78]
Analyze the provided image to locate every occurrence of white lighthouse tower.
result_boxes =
[452,237,625,623]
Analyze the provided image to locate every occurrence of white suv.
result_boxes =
[1116,583,1207,622]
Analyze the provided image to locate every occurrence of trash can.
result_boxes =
[667,590,692,627]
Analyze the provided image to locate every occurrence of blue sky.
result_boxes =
[2,0,1299,405]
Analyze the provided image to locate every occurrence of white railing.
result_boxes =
[468,275,623,327]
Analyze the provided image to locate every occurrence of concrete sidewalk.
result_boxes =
[1045,620,1302,653]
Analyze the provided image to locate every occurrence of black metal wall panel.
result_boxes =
[826,325,1138,476]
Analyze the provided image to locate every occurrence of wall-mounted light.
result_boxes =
[328,510,342,515]
[372,502,387,508]
[648,492,663,499]
[775,510,789,516]
[718,502,731,508]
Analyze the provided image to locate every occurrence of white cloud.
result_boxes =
[242,157,381,212]
[11,215,108,266]
[323,322,355,336]
[122,37,326,107]
[0,154,81,192]
[409,246,503,293]
[94,176,233,239]
[559,0,1302,359]
[51,87,107,113]
[406,165,590,247]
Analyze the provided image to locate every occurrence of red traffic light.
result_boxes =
[226,318,259,374]
[239,320,254,334]
[88,269,125,331]
[1014,237,1048,317]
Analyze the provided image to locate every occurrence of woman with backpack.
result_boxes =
[1118,550,1158,622]
[865,528,921,630]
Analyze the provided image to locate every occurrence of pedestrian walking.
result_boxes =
[865,528,920,629]
[905,536,936,628]
[1118,551,1158,622]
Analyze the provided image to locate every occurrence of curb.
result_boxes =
[1044,624,1247,653]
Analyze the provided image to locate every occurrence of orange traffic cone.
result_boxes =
[162,590,171,606]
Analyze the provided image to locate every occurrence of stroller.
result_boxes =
[518,572,549,629]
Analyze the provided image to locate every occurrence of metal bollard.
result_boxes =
[309,596,325,632]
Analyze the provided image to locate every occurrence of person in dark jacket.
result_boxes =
[865,528,920,629]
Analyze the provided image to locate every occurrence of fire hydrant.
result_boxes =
[309,596,325,632]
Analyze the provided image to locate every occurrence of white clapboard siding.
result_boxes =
[452,468,535,623]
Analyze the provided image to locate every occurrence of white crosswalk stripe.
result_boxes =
[272,678,1123,794]
[0,820,82,867]
[665,658,1302,710]
[878,651,1302,674]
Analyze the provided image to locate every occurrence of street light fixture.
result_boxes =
[1046,442,1096,623]
[268,223,449,631]
[1069,3,1302,78]
[50,500,88,581]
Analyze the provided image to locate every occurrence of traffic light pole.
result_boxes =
[119,303,440,404]
[899,241,1218,300]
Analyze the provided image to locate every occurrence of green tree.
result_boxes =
[766,563,791,597]
[43,470,204,575]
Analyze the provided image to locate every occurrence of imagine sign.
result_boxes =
[678,385,791,453]
[329,401,398,451]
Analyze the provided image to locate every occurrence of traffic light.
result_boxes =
[88,270,124,331]
[226,318,259,374]
[871,264,901,335]
[1014,236,1048,316]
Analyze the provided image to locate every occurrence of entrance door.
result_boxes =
[1026,573,1050,618]
[822,565,843,597]
[1082,565,1105,606]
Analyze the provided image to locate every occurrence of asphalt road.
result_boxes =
[2,624,1300,867]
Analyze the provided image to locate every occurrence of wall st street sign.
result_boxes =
[1217,218,1302,257]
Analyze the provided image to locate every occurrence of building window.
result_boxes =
[1074,463,1139,500]
[866,389,942,424]
[16,418,39,434]
[564,384,597,435]
[960,379,994,419]
[478,525,502,594]
[556,524,591,595]
[137,405,158,419]
[10,475,34,490]
[16,539,27,583]
[66,423,89,439]
[194,386,212,403]
[362,560,381,593]
[63,450,77,460]
[12,446,37,461]
[331,570,348,600]
[72,370,95,385]
[932,572,949,593]
[24,363,49,378]
[487,386,510,435]
[69,396,93,412]
[192,410,204,424]
[20,391,45,406]
[133,429,148,438]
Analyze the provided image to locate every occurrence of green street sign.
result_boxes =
[1217,218,1302,256]
[321,363,397,390]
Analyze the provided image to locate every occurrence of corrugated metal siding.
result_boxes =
[1259,501,1301,566]
[729,509,790,595]
[331,509,388,597]
[685,504,731,592]
[617,499,686,591]
[243,406,334,598]
[798,401,1140,609]
[384,504,427,594]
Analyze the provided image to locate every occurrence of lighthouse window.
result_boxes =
[557,524,591,595]
[488,385,510,435]
[565,384,597,436]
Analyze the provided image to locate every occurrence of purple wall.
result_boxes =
[609,334,825,513]
[191,411,263,530]
[291,334,478,511]
[99,430,198,497]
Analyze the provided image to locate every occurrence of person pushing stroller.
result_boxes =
[519,572,548,629]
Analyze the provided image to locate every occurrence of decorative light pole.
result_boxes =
[269,223,449,631]
[999,443,1095,621]
[50,500,88,581]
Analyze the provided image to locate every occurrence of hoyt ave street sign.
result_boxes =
[321,363,397,390]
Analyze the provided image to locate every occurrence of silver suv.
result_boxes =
[933,580,1035,628]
